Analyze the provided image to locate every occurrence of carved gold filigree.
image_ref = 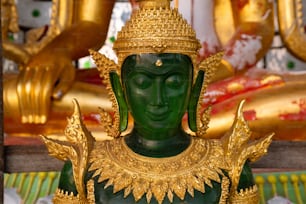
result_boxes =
[86,179,95,204]
[89,137,229,204]
[112,0,201,81]
[53,189,81,204]
[219,176,230,204]
[221,100,274,193]
[196,52,224,137]
[89,49,121,138]
[229,185,259,204]
[41,99,95,202]
[53,181,95,204]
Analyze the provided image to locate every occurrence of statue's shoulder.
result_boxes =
[216,100,273,203]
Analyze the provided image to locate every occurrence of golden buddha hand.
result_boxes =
[6,0,115,124]
[17,50,75,124]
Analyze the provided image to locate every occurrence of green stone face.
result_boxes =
[122,53,193,140]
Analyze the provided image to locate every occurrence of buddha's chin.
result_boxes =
[140,120,180,132]
[145,112,169,122]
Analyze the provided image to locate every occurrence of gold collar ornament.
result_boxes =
[89,137,228,203]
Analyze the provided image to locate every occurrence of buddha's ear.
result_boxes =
[188,70,205,132]
[109,72,128,132]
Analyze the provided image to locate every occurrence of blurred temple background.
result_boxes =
[2,0,306,203]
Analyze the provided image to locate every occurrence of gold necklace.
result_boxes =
[89,137,230,204]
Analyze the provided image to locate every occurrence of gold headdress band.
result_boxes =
[113,0,201,72]
[91,0,223,80]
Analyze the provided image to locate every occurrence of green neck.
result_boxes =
[124,126,191,158]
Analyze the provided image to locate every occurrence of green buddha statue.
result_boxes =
[42,0,273,203]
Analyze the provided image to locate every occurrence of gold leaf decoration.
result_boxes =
[88,137,228,204]
[86,179,95,204]
[41,137,73,161]
[53,189,81,204]
[196,52,224,137]
[219,176,230,204]
[42,99,95,202]
[89,49,121,138]
[221,100,273,193]
[229,185,259,204]
[113,1,201,74]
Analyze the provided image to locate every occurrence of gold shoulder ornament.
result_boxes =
[41,99,96,203]
[221,100,274,203]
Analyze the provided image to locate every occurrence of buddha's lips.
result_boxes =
[145,106,169,120]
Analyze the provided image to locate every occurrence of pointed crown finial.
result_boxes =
[137,0,171,9]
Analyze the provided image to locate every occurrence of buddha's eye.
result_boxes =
[165,74,184,89]
[132,74,152,89]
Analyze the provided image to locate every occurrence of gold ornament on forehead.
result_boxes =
[155,59,163,67]
[90,0,223,137]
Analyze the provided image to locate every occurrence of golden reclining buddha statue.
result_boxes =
[3,0,306,141]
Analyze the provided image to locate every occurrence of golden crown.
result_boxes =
[113,0,201,67]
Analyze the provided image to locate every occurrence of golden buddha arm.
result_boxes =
[37,0,115,60]
[16,0,115,124]
[213,0,274,81]
[278,0,306,61]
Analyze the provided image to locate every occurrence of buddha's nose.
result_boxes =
[152,80,165,106]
